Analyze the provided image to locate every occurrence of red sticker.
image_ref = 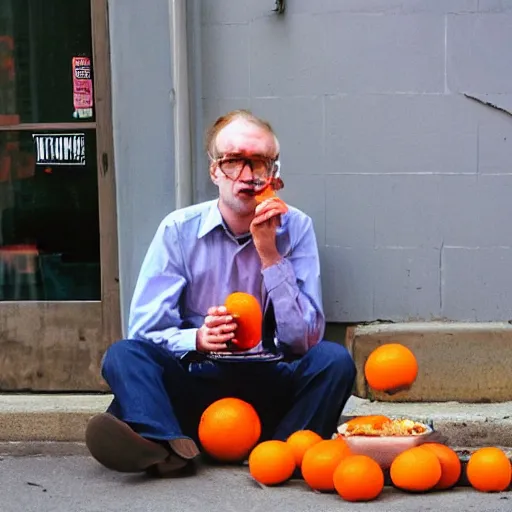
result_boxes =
[72,56,93,118]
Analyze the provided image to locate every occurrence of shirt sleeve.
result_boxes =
[261,216,326,355]
[127,219,197,357]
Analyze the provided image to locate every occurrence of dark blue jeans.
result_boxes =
[101,339,356,445]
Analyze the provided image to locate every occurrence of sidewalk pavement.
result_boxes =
[1,394,511,455]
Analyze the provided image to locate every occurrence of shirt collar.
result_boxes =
[197,200,224,239]
[197,199,290,240]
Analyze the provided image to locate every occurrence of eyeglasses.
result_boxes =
[211,154,280,184]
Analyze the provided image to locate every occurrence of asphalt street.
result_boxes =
[1,455,510,512]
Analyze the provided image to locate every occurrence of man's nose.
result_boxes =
[239,162,254,181]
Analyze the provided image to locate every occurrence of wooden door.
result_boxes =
[0,0,120,390]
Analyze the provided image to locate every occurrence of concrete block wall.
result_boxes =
[192,0,512,324]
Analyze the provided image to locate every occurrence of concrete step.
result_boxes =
[346,322,512,402]
[0,394,510,453]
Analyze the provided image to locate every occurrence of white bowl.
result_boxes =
[336,425,435,469]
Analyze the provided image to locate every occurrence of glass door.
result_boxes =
[0,0,120,390]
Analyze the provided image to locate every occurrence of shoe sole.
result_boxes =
[85,413,169,473]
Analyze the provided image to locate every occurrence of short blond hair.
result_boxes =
[205,109,280,159]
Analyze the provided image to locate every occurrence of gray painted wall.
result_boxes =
[109,0,176,333]
[194,0,512,324]
[109,0,512,333]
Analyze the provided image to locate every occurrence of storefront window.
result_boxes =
[0,0,100,301]
[0,0,94,124]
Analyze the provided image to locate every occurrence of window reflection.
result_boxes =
[0,0,94,124]
[0,130,100,300]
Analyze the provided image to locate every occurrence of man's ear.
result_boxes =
[209,164,220,185]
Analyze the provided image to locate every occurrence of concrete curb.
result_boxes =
[0,394,111,443]
[0,394,511,451]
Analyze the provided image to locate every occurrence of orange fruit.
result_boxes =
[422,443,461,490]
[224,292,262,351]
[301,438,352,492]
[390,446,442,492]
[333,455,384,502]
[248,440,296,485]
[343,415,392,431]
[198,398,261,462]
[255,184,276,203]
[466,447,511,492]
[286,430,323,467]
[364,343,418,393]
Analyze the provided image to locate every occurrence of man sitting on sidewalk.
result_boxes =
[85,110,356,477]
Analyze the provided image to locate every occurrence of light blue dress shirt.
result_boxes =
[127,199,325,357]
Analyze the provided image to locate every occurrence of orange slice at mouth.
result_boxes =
[254,185,276,204]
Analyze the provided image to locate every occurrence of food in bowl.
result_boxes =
[334,417,434,469]
[339,418,429,437]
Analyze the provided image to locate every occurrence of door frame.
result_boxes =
[0,0,120,391]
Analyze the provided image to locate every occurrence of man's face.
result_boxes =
[210,119,278,217]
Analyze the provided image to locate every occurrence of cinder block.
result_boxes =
[324,94,477,174]
[287,0,478,15]
[201,24,250,98]
[347,322,512,402]
[322,13,445,93]
[447,14,512,93]
[320,246,374,322]
[250,97,324,177]
[477,98,512,174]
[373,248,441,321]
[478,0,512,12]
[201,0,267,23]
[325,174,375,247]
[372,175,442,248]
[442,247,512,321]
[279,173,326,246]
[249,14,326,96]
[439,175,512,248]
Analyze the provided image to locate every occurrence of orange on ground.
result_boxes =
[333,455,385,502]
[422,443,462,490]
[224,292,263,351]
[390,446,442,492]
[198,398,261,462]
[343,415,392,431]
[466,447,512,493]
[286,430,323,468]
[248,440,296,486]
[364,343,418,393]
[301,438,352,492]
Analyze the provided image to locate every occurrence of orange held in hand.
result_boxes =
[466,447,512,493]
[248,440,296,486]
[390,446,442,492]
[364,343,418,393]
[286,430,323,468]
[422,443,461,490]
[198,398,261,462]
[224,292,263,351]
[333,455,385,502]
[301,438,352,492]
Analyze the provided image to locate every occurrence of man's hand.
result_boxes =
[250,197,288,269]
[196,306,237,353]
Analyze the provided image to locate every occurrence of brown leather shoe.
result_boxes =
[169,438,201,460]
[86,413,171,473]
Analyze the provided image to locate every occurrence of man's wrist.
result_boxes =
[260,253,282,269]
